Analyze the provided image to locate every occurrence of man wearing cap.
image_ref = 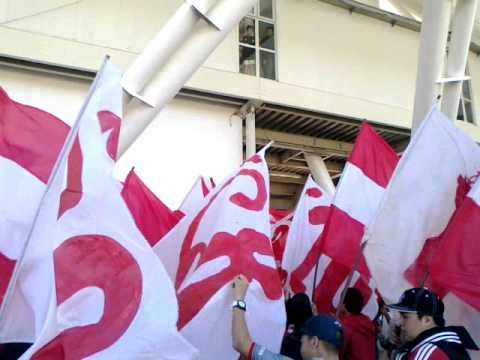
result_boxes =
[388,288,479,360]
[231,274,343,360]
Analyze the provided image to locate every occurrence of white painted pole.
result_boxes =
[245,105,256,159]
[441,0,478,122]
[305,153,336,196]
[411,0,452,134]
[118,0,256,157]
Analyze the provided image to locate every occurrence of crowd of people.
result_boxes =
[231,275,479,360]
[1,276,478,359]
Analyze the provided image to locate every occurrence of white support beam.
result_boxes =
[411,0,452,134]
[118,0,256,157]
[305,153,336,196]
[441,0,479,122]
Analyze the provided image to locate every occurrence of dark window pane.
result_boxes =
[462,81,471,100]
[259,22,275,50]
[259,0,273,19]
[260,50,275,80]
[240,46,256,76]
[239,17,256,46]
[457,100,465,121]
[465,101,474,123]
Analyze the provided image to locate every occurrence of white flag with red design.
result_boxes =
[0,60,198,359]
[154,148,286,360]
[281,175,332,298]
[0,88,70,312]
[364,108,480,345]
[177,176,215,216]
[313,123,399,318]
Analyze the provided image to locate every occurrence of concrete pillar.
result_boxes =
[245,106,256,159]
[411,0,452,134]
[305,154,336,196]
[118,0,256,157]
[441,0,478,122]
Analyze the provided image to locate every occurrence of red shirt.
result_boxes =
[340,313,377,360]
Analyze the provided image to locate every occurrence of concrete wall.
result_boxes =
[114,97,243,209]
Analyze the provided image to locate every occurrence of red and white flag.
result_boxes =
[122,168,184,247]
[154,148,285,359]
[364,108,480,344]
[0,60,198,359]
[0,88,69,309]
[177,176,215,216]
[281,175,332,298]
[313,123,399,317]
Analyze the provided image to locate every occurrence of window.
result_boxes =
[239,0,276,80]
[457,67,476,124]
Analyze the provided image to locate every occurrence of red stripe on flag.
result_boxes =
[348,123,399,188]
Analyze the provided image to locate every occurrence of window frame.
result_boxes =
[458,65,477,125]
[238,0,278,81]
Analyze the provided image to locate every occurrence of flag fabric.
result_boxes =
[177,176,215,216]
[282,175,331,298]
[154,148,285,360]
[0,60,198,359]
[313,123,399,317]
[271,212,293,268]
[122,168,184,247]
[0,87,69,307]
[429,176,480,312]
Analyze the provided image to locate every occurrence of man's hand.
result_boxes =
[232,274,250,300]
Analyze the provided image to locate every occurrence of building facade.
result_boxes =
[1,0,479,209]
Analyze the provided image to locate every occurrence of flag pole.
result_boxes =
[0,56,110,327]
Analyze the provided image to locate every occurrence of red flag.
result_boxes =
[430,176,480,311]
[314,123,398,317]
[122,168,184,247]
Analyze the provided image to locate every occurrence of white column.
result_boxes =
[118,0,256,157]
[411,0,452,134]
[305,154,336,196]
[441,0,478,122]
[245,105,256,159]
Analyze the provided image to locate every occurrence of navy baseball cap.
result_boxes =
[388,288,444,317]
[301,315,343,349]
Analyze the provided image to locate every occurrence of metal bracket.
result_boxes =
[437,75,471,84]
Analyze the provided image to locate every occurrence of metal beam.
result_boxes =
[267,154,343,174]
[255,129,353,158]
[411,0,451,134]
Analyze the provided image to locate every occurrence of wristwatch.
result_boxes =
[232,299,247,311]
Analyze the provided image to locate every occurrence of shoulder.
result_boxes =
[409,343,449,360]
[251,343,294,360]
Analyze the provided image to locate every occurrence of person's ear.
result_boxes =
[420,315,435,327]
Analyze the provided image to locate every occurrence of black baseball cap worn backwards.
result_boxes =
[388,288,444,317]
[301,315,343,349]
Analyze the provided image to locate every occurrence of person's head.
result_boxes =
[286,293,313,330]
[388,288,445,342]
[343,288,364,315]
[299,315,343,359]
[246,25,254,36]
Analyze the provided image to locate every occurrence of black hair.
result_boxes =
[343,288,364,315]
[286,293,313,329]
[417,313,446,327]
